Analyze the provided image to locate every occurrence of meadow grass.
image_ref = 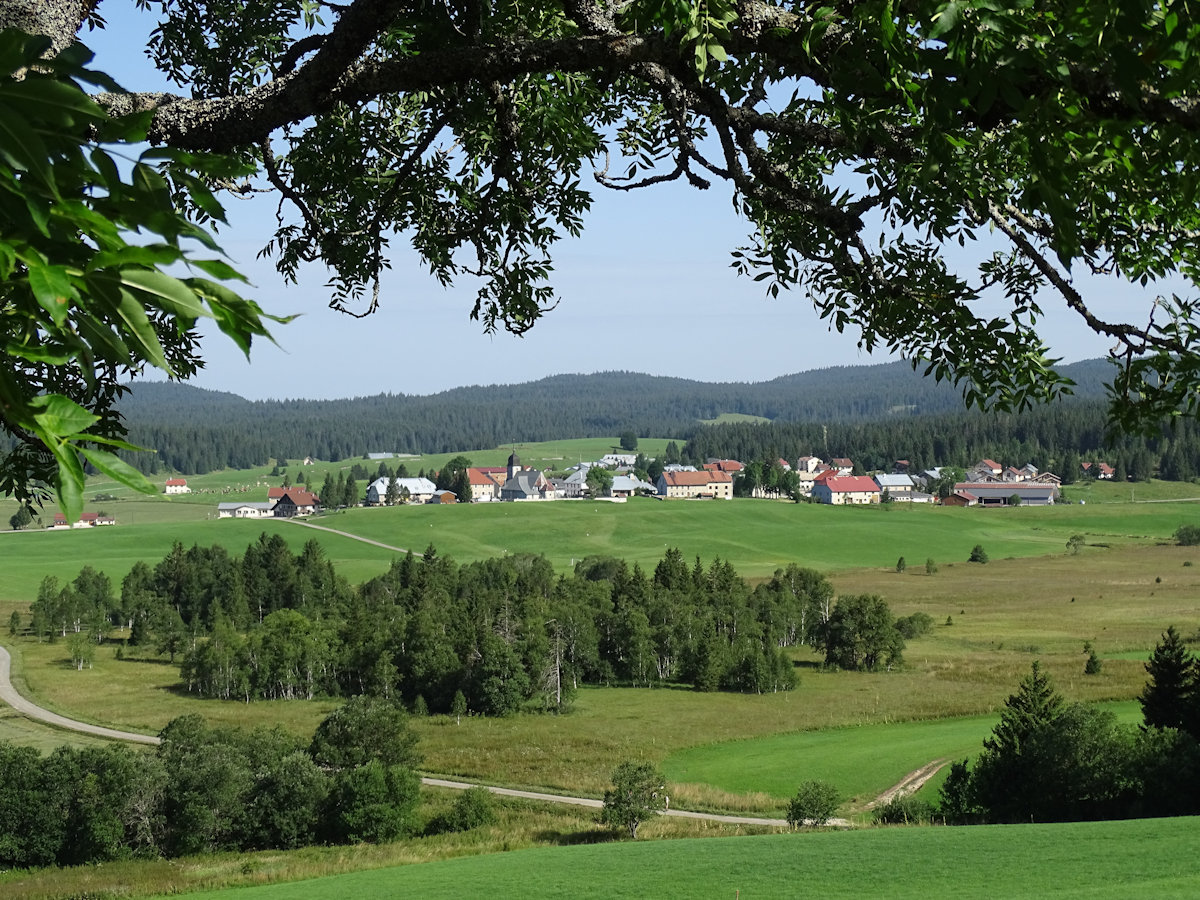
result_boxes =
[159,816,1200,900]
[662,700,1142,811]
[4,470,1199,603]
[2,543,1195,802]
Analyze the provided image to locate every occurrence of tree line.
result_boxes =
[7,360,1115,476]
[0,698,427,869]
[685,400,1200,484]
[23,537,923,715]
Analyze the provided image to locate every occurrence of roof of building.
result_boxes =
[467,468,500,487]
[953,482,1057,500]
[165,478,187,486]
[661,471,733,486]
[368,476,437,495]
[612,475,655,493]
[217,502,274,511]
[276,490,319,506]
[502,470,546,498]
[980,458,1002,470]
[819,476,880,493]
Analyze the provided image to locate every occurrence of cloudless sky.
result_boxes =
[85,4,1140,402]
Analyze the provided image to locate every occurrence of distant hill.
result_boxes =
[113,359,1117,474]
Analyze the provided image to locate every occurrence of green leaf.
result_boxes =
[30,394,100,437]
[929,2,960,39]
[114,288,171,370]
[90,245,183,272]
[0,110,54,192]
[49,438,86,523]
[26,263,77,326]
[188,257,249,283]
[77,446,157,495]
[119,268,207,318]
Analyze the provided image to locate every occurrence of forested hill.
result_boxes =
[114,360,1115,474]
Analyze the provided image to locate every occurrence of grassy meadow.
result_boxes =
[158,816,1200,900]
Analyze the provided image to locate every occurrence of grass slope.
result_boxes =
[169,817,1200,900]
[663,701,1141,807]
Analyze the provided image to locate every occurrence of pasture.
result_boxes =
[1,465,1199,799]
[4,476,1200,606]
[160,816,1200,900]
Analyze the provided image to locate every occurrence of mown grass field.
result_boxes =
[162,816,1200,900]
[663,700,1142,810]
[5,478,1199,608]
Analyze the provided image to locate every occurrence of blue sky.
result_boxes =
[86,5,1132,401]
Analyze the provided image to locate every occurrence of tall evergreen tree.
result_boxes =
[970,661,1065,821]
[1140,626,1199,738]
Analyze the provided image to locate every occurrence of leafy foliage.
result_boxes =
[817,594,905,671]
[601,761,666,840]
[1175,524,1200,547]
[785,780,840,828]
[0,699,424,868]
[0,31,282,516]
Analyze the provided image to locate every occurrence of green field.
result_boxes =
[165,816,1200,900]
[663,700,1142,808]
[7,486,1198,606]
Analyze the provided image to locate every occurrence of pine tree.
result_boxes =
[1140,626,1198,737]
[970,660,1065,821]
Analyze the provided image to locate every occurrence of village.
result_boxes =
[177,450,1091,522]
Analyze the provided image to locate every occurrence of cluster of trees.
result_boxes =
[25,538,916,714]
[939,642,1200,824]
[0,698,425,869]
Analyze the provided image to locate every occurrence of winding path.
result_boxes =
[0,646,159,745]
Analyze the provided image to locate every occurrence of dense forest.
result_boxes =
[61,360,1120,474]
[25,536,886,713]
[684,401,1200,483]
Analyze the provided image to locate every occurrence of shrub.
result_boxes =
[872,794,937,825]
[785,780,839,828]
[895,612,934,640]
[968,544,989,563]
[1175,524,1200,546]
[432,786,497,834]
[895,556,906,574]
[1084,650,1103,675]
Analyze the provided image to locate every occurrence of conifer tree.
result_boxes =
[1140,627,1198,738]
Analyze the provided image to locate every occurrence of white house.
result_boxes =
[217,501,275,518]
[874,473,916,498]
[164,478,189,494]
[656,470,733,500]
[366,476,437,505]
[812,475,880,505]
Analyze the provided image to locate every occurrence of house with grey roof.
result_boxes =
[366,476,437,505]
[874,473,916,498]
[500,451,554,501]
